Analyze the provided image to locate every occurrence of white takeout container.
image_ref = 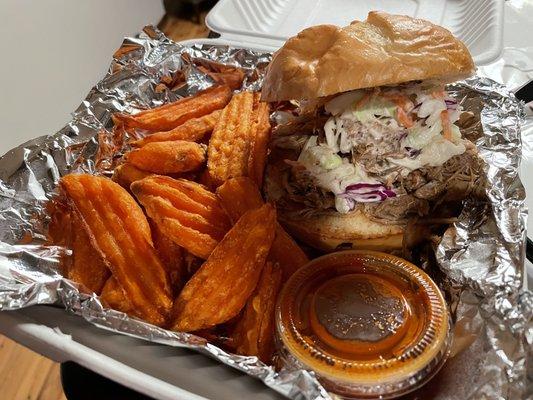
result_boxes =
[206,0,505,64]
[2,1,532,400]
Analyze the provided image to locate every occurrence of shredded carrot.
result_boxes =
[354,91,372,109]
[396,106,414,128]
[440,110,452,141]
[432,90,445,99]
[383,93,410,109]
[383,93,414,128]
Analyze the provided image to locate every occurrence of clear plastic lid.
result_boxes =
[276,250,451,399]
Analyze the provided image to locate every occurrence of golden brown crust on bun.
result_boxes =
[280,210,404,252]
[261,11,475,102]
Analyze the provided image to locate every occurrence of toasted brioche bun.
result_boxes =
[280,210,404,252]
[261,11,475,102]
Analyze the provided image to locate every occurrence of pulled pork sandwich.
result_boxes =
[261,11,486,252]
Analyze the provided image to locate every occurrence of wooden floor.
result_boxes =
[0,12,208,400]
[0,336,66,400]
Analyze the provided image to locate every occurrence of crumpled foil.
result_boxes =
[0,27,531,400]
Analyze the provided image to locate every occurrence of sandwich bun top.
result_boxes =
[261,11,475,102]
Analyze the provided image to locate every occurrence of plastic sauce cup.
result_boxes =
[276,250,451,399]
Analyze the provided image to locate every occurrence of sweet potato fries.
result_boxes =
[46,81,308,364]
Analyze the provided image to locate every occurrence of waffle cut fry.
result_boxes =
[232,262,282,363]
[197,66,245,91]
[131,175,230,259]
[100,276,134,315]
[60,174,172,326]
[112,163,152,190]
[47,198,110,294]
[135,109,222,147]
[150,220,185,294]
[114,85,232,131]
[46,198,73,250]
[68,212,110,294]
[126,141,206,174]
[217,177,309,279]
[170,204,277,332]
[207,91,271,187]
[247,100,271,186]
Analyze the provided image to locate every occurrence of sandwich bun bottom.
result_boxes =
[279,209,404,252]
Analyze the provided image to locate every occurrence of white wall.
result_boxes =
[0,0,165,153]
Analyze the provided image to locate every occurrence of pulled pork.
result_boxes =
[281,161,335,210]
[279,147,485,225]
[363,148,485,224]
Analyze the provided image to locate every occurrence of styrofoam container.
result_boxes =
[206,0,505,65]
[2,2,531,400]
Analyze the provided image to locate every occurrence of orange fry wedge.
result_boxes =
[47,198,110,294]
[232,262,282,363]
[150,220,184,294]
[46,199,74,278]
[247,101,270,186]
[100,276,134,315]
[60,174,172,326]
[131,175,230,259]
[114,85,232,131]
[112,163,152,189]
[126,141,206,174]
[170,204,276,332]
[68,212,110,294]
[216,177,309,278]
[46,198,73,248]
[193,59,246,91]
[135,109,222,146]
[198,67,245,91]
[440,110,452,141]
[207,91,271,187]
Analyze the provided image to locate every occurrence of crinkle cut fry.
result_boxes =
[170,204,277,332]
[115,85,232,131]
[60,174,172,326]
[46,198,73,275]
[147,204,219,259]
[68,211,110,294]
[197,67,245,91]
[208,91,271,187]
[150,221,184,293]
[131,176,230,238]
[133,176,228,220]
[47,195,111,295]
[126,141,206,174]
[100,276,134,316]
[112,163,152,190]
[247,101,271,186]
[142,194,227,241]
[216,177,309,278]
[135,109,222,146]
[131,176,230,259]
[232,262,282,363]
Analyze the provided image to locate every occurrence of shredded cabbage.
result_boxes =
[294,85,467,214]
[298,136,376,196]
[405,120,445,149]
[388,137,466,171]
[324,90,365,116]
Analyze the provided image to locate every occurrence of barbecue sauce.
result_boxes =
[276,250,450,399]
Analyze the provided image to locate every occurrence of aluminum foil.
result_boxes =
[0,27,531,400]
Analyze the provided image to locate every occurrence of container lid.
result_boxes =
[206,0,503,65]
[276,250,450,399]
